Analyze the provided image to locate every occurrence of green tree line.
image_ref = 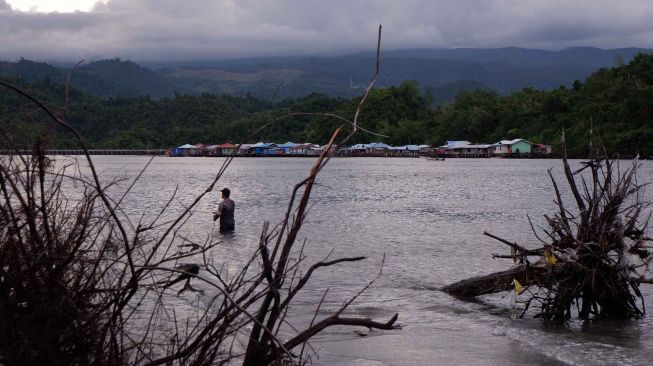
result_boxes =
[2,53,652,156]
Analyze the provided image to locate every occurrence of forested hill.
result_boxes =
[0,58,178,98]
[0,47,647,101]
[353,47,645,69]
[1,53,652,157]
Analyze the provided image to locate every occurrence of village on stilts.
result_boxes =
[169,139,553,158]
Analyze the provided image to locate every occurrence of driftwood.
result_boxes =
[443,131,653,321]
[442,265,545,297]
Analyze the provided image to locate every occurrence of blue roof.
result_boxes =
[251,142,276,148]
[277,142,298,148]
[369,142,391,149]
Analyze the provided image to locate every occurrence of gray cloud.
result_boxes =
[0,0,652,62]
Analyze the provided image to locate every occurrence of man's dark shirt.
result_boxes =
[217,198,235,231]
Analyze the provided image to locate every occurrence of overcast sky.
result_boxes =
[1,0,652,62]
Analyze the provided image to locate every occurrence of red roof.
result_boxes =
[217,143,237,148]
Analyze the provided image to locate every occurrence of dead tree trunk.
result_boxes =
[442,265,547,297]
[443,131,652,321]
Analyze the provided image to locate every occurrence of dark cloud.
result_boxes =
[0,0,652,62]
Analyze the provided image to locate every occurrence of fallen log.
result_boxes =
[442,132,653,320]
[442,265,546,297]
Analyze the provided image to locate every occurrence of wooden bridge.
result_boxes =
[0,149,168,156]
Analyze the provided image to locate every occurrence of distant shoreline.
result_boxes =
[0,149,549,159]
[1,150,646,160]
[0,149,168,156]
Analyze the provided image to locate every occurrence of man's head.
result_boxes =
[221,188,230,198]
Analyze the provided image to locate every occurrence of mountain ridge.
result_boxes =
[0,47,648,102]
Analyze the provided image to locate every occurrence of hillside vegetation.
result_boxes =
[1,53,652,156]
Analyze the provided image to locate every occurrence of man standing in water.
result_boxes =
[213,188,235,232]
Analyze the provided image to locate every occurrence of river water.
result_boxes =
[84,156,653,366]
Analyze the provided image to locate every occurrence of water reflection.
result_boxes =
[75,156,653,366]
